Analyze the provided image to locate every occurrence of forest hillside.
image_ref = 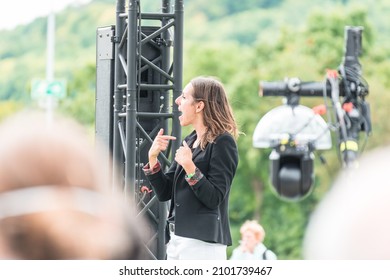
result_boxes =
[1,0,389,259]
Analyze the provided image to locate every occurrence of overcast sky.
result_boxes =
[0,0,92,31]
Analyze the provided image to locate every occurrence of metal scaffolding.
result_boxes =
[96,0,183,259]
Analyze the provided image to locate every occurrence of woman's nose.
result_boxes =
[175,96,181,105]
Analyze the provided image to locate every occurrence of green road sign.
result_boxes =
[31,79,67,100]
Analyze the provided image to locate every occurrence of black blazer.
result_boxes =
[146,131,239,246]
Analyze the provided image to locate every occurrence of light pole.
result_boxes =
[44,9,56,126]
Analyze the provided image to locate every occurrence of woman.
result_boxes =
[143,76,239,259]
[230,220,277,260]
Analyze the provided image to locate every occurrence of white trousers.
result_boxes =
[166,232,227,260]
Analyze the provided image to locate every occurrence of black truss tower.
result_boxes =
[95,0,183,259]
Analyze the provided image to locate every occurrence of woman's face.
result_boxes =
[175,83,197,127]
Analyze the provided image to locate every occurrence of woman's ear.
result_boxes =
[196,101,205,113]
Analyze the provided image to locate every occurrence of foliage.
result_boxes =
[58,63,96,126]
[185,0,284,20]
[0,0,390,260]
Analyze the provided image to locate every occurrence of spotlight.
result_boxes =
[253,104,332,201]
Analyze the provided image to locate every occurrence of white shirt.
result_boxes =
[230,243,277,260]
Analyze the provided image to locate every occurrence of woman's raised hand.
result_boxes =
[148,128,176,166]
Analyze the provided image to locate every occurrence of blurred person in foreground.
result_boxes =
[230,220,277,260]
[0,111,145,260]
[143,76,239,259]
[303,145,390,259]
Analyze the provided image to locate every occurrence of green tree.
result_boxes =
[58,63,96,127]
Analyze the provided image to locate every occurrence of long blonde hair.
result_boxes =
[190,76,239,149]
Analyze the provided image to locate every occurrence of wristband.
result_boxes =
[185,168,204,186]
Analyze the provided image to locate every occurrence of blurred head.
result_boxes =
[0,111,144,259]
[303,145,390,259]
[240,220,265,250]
[0,111,106,191]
